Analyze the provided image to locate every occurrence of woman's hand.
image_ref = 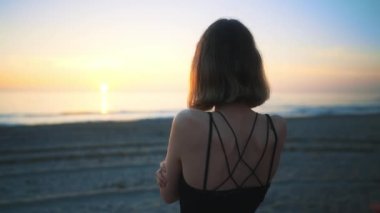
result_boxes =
[156,161,167,188]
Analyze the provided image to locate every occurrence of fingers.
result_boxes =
[160,161,167,173]
[155,167,167,187]
[156,172,166,187]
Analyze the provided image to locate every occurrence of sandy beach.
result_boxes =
[0,113,379,213]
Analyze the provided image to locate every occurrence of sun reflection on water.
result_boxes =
[100,83,108,114]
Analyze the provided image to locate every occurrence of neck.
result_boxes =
[214,102,252,112]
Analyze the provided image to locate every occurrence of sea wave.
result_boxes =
[0,104,379,126]
[0,110,177,126]
[280,104,380,117]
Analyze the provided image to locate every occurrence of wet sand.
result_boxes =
[0,114,379,213]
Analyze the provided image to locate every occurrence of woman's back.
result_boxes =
[177,105,286,212]
[156,19,287,212]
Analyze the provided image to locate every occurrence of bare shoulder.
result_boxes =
[270,115,287,128]
[268,114,287,140]
[173,108,208,127]
[169,109,210,153]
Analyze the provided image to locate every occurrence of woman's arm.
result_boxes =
[157,113,187,203]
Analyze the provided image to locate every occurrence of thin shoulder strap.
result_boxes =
[265,114,278,184]
[203,112,213,190]
[215,111,241,154]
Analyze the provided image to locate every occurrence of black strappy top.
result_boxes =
[179,112,278,213]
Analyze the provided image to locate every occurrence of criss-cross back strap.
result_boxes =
[211,120,240,188]
[203,112,213,190]
[216,111,263,185]
[238,115,271,187]
[211,111,267,190]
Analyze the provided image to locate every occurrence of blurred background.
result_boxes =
[0,0,379,125]
[0,0,379,212]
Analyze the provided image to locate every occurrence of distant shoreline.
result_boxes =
[1,91,379,126]
[1,112,380,128]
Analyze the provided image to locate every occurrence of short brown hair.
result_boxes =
[187,19,270,110]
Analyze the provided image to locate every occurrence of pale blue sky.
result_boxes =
[0,0,379,93]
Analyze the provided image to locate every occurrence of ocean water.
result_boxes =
[0,91,379,125]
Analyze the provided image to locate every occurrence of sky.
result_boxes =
[0,0,379,94]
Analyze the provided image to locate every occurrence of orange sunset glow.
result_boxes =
[1,0,379,95]
[0,0,379,125]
